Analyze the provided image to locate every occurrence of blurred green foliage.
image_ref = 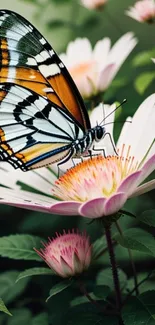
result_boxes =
[0,0,155,324]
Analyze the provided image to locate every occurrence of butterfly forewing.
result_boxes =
[0,9,92,170]
[0,83,85,170]
[0,10,90,130]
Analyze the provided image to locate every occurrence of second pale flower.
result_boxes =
[60,34,137,98]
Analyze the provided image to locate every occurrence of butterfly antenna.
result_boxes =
[99,99,127,126]
[104,120,132,127]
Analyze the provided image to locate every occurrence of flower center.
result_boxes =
[69,60,97,81]
[135,1,155,20]
[52,145,139,202]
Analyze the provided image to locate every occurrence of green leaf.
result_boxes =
[47,19,69,29]
[51,0,71,3]
[31,312,48,325]
[126,272,155,294]
[132,49,155,67]
[122,291,155,325]
[93,285,111,299]
[68,312,118,325]
[7,308,32,325]
[70,286,110,308]
[92,236,107,260]
[70,296,90,307]
[138,210,155,227]
[16,267,55,282]
[96,267,127,290]
[134,72,155,94]
[82,16,99,29]
[0,271,30,304]
[115,228,155,257]
[104,77,127,101]
[47,279,73,302]
[0,298,12,316]
[0,234,43,261]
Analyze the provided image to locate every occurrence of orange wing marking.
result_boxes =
[48,73,84,126]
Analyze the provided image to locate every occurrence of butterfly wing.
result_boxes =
[0,83,85,170]
[0,9,90,131]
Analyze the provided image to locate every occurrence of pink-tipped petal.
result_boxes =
[0,189,80,216]
[35,230,92,278]
[60,256,73,277]
[1,202,56,214]
[97,63,116,91]
[84,245,92,269]
[73,252,83,274]
[50,201,81,215]
[0,188,58,213]
[117,170,142,196]
[104,192,127,216]
[79,197,107,218]
[130,179,155,198]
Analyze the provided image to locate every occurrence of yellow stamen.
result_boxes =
[52,148,139,202]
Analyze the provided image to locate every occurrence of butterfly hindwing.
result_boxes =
[0,83,84,170]
[0,10,90,130]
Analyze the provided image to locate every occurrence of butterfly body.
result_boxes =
[71,125,106,157]
[0,10,107,171]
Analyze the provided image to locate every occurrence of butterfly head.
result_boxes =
[92,125,106,143]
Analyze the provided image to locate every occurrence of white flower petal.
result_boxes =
[93,38,111,67]
[59,34,137,98]
[117,94,155,162]
[66,38,93,66]
[0,162,57,195]
[97,64,116,91]
[107,32,138,82]
[116,117,132,149]
[130,179,155,198]
[0,163,21,189]
[0,188,57,213]
[81,0,107,9]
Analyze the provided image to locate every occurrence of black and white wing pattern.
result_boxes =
[0,83,85,170]
[0,10,90,170]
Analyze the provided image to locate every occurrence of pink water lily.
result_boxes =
[126,0,155,23]
[80,0,108,10]
[60,34,137,99]
[35,230,92,278]
[0,96,154,219]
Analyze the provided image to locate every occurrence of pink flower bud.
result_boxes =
[35,230,92,278]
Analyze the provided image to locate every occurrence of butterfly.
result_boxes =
[0,9,109,171]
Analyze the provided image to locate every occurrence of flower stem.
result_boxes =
[105,226,122,311]
[78,280,105,312]
[115,221,139,296]
[105,8,124,36]
[78,280,119,315]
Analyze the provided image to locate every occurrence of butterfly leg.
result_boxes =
[105,132,118,155]
[93,132,117,157]
[71,158,76,166]
[92,145,106,157]
[88,149,93,159]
